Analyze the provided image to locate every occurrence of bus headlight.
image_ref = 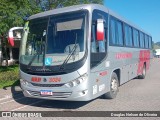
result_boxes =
[65,74,88,88]
[20,79,29,85]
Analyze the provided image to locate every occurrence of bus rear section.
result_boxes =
[0,27,23,66]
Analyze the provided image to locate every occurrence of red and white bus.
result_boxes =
[0,27,23,66]
[19,4,152,101]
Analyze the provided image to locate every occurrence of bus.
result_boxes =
[0,27,23,66]
[20,4,152,101]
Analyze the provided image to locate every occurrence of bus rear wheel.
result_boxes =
[138,64,146,79]
[103,72,119,99]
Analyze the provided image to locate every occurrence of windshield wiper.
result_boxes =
[27,52,40,70]
[59,33,78,70]
[27,40,46,71]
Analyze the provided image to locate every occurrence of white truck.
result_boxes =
[155,49,160,58]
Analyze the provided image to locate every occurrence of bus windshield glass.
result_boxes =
[20,11,86,67]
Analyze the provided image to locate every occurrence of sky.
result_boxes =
[104,0,160,43]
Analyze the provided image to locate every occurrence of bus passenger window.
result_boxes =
[91,25,97,53]
[148,37,152,49]
[98,41,105,52]
[110,19,116,45]
[125,25,133,47]
[133,29,139,47]
[145,35,149,48]
[110,18,123,46]
[140,32,145,48]
[117,21,123,46]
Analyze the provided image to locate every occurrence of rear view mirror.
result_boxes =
[96,19,104,41]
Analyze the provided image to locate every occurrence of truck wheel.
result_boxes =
[139,64,146,79]
[103,72,119,99]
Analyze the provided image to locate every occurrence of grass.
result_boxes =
[0,79,20,89]
[0,65,20,89]
[0,64,19,72]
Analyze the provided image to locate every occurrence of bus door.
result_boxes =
[90,10,109,97]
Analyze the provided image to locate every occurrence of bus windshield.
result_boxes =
[20,11,86,67]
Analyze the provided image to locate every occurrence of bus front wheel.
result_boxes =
[103,72,119,99]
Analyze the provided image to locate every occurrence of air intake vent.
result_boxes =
[31,83,64,87]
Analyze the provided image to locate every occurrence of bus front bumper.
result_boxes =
[20,81,91,101]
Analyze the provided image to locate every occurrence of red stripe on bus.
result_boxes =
[99,71,107,76]
[116,53,132,59]
[8,37,14,46]
[137,50,150,75]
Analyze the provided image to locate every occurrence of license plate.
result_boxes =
[40,90,53,96]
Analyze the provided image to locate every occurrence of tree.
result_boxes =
[0,0,103,66]
[0,37,2,66]
[35,0,103,11]
[0,0,40,66]
[0,0,40,35]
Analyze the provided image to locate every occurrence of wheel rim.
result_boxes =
[111,78,118,93]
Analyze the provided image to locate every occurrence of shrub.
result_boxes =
[0,70,19,81]
[0,65,20,88]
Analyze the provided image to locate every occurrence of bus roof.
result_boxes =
[28,4,151,36]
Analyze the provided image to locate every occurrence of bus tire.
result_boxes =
[103,72,119,99]
[138,64,146,79]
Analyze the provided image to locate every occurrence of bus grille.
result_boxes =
[27,90,72,98]
[31,83,64,87]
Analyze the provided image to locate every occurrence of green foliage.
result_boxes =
[0,65,19,81]
[0,80,20,89]
[153,44,160,49]
[83,0,103,4]
[0,0,40,36]
[155,42,160,46]
[63,0,103,7]
[37,0,103,10]
[0,65,20,88]
[0,0,41,66]
[0,0,104,36]
[152,41,160,51]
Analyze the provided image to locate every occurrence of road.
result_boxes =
[0,58,160,119]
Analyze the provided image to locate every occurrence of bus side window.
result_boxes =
[125,25,133,47]
[133,28,139,47]
[110,18,123,46]
[148,37,152,49]
[91,24,97,53]
[145,34,149,49]
[140,32,145,48]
